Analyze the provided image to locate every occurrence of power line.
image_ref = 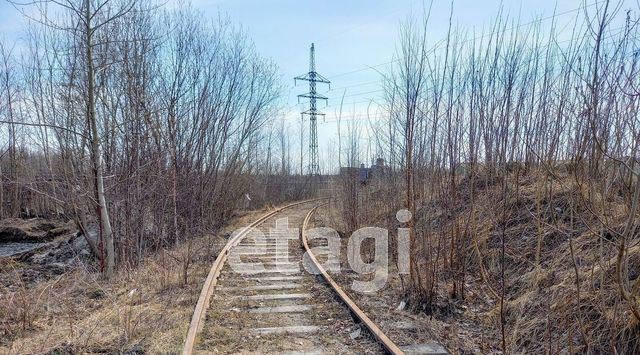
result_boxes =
[282,1,631,127]
[327,1,606,79]
[326,79,382,92]
[314,3,415,45]
[338,88,386,99]
[324,97,383,110]
[283,0,620,121]
[321,113,388,124]
[315,24,631,107]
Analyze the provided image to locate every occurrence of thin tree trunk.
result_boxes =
[85,0,114,276]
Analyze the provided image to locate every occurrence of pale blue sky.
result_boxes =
[0,0,636,171]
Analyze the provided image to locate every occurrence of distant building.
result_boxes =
[370,158,389,178]
[339,158,389,185]
[339,166,365,184]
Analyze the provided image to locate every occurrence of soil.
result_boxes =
[318,169,640,354]
[0,218,74,243]
[0,218,85,285]
[0,208,269,354]
[311,205,496,354]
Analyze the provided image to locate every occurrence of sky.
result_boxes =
[0,0,636,172]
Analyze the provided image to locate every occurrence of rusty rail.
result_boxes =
[182,199,323,355]
[301,204,405,355]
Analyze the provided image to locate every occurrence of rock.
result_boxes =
[72,235,89,253]
[387,321,417,330]
[19,269,41,283]
[46,226,74,239]
[30,252,50,264]
[47,262,67,274]
[350,326,361,339]
[0,242,48,258]
[400,343,448,355]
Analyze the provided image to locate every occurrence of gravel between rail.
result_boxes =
[194,201,384,354]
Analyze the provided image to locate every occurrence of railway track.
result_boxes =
[183,200,447,354]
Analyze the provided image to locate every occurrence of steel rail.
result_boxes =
[301,204,405,355]
[182,198,324,355]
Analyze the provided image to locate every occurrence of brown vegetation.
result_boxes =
[1,0,639,353]
[0,208,269,353]
[0,0,311,276]
[328,1,640,352]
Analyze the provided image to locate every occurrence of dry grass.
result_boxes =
[0,208,271,354]
[327,167,640,354]
[468,172,640,354]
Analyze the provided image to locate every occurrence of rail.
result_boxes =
[182,198,324,355]
[301,204,405,355]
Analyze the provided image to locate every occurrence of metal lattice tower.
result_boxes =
[295,43,330,175]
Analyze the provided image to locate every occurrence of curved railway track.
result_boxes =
[301,205,403,354]
[183,199,446,354]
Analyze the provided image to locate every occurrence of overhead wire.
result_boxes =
[283,0,630,125]
[326,0,606,79]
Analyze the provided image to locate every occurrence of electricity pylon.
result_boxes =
[295,43,330,176]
